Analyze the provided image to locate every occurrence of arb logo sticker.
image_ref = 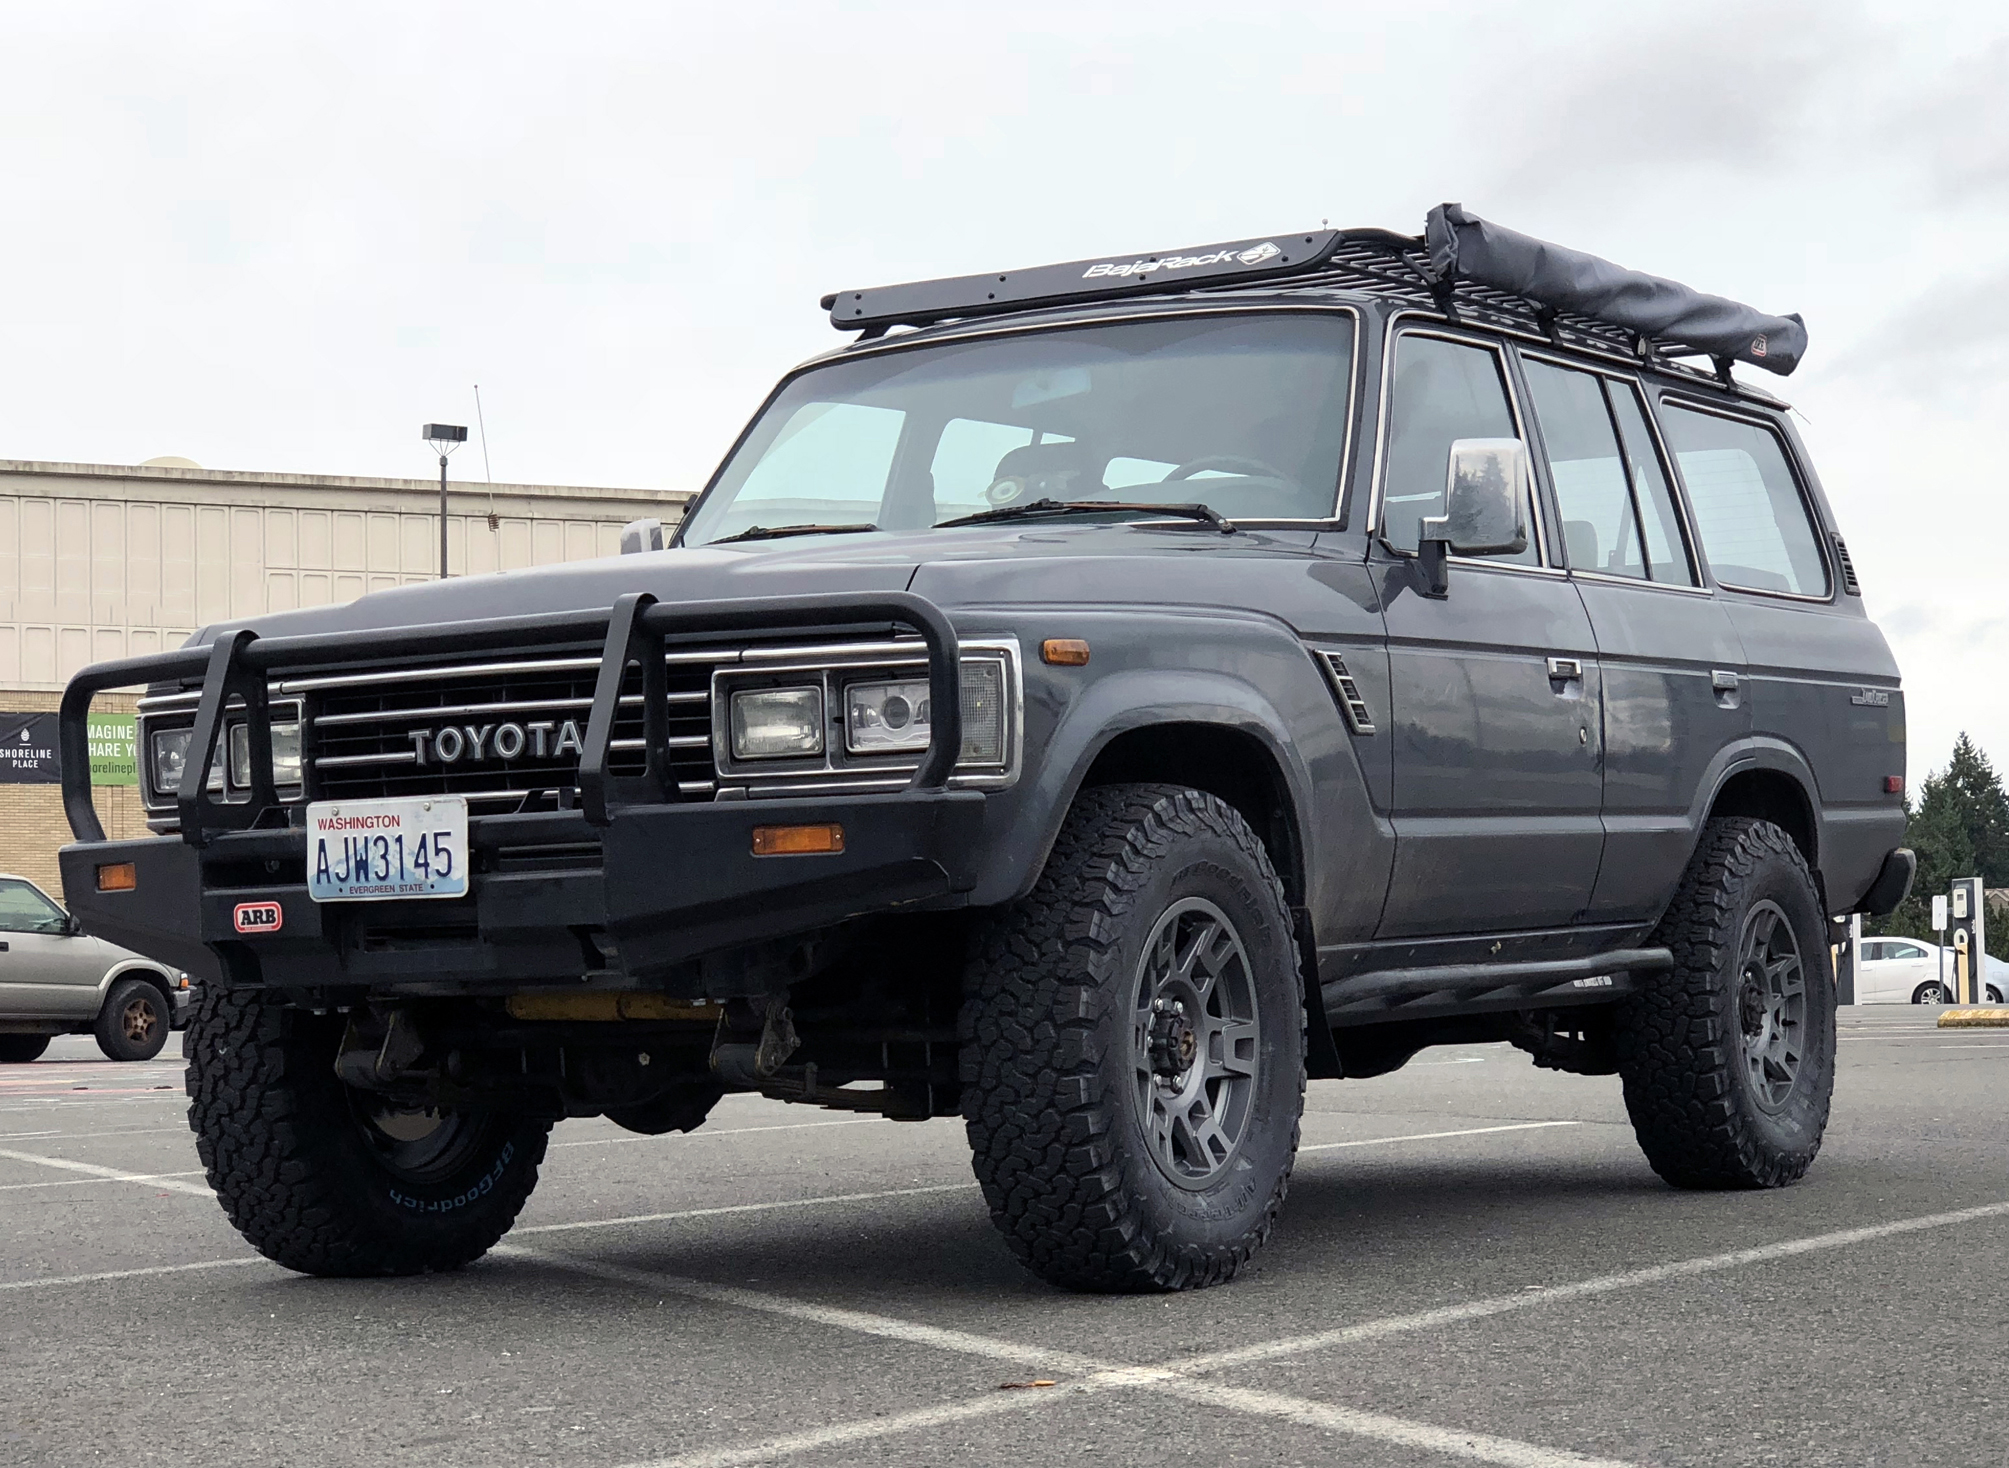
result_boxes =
[232,901,283,935]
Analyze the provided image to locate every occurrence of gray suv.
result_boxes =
[55,207,1912,1290]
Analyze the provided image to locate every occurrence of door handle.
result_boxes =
[1546,657,1583,682]
[1712,669,1742,709]
[0,941,8,951]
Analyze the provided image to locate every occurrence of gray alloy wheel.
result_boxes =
[1131,897,1261,1189]
[1912,982,1950,1006]
[1735,901,1806,1114]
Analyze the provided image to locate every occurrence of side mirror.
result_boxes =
[619,518,665,554]
[1417,438,1531,596]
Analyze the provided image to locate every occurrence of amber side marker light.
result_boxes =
[751,824,845,856]
[96,863,137,893]
[1042,638,1090,666]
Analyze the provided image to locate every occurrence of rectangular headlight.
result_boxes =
[845,660,1003,764]
[731,686,824,759]
[150,727,223,797]
[228,721,303,789]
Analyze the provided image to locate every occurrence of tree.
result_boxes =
[1874,734,2009,960]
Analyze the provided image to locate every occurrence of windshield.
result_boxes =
[681,313,1355,546]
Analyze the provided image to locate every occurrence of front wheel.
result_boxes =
[1912,982,1951,1006]
[96,977,170,1061]
[961,784,1305,1292]
[1616,817,1835,1189]
[185,991,551,1276]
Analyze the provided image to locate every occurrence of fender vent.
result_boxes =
[1833,535,1861,595]
[1317,650,1376,735]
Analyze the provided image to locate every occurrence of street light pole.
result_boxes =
[421,424,469,579]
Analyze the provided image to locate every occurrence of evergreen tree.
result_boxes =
[1874,734,2009,959]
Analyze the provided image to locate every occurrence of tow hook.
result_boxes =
[710,1000,799,1088]
[333,1010,427,1090]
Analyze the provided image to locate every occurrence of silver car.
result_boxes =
[0,872,192,1063]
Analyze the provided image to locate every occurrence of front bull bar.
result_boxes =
[58,591,965,846]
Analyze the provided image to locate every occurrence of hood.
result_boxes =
[194,523,1324,646]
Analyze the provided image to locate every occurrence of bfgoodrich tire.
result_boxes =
[1616,817,1835,1190]
[95,976,171,1061]
[960,784,1305,1292]
[185,990,551,1276]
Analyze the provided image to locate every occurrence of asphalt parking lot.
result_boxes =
[2,1007,2004,1468]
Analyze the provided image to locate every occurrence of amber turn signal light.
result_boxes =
[95,863,137,892]
[751,824,845,856]
[1041,638,1090,666]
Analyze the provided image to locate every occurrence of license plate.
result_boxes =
[306,796,469,902]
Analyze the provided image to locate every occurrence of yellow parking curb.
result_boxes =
[1937,1008,2009,1029]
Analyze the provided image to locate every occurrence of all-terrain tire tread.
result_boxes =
[184,990,549,1276]
[960,783,1304,1292]
[1617,816,1831,1190]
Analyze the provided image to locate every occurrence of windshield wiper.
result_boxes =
[936,499,1237,534]
[706,522,880,546]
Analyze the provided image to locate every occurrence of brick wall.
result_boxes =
[0,689,146,901]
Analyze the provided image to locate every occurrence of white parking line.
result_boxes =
[509,1246,1630,1468]
[514,1184,976,1236]
[550,1119,877,1149]
[1301,1121,1581,1153]
[0,1257,265,1293]
[0,1147,213,1196]
[0,1125,189,1141]
[0,1170,207,1193]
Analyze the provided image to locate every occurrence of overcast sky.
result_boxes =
[3,1,2004,776]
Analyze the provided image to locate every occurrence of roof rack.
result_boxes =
[819,208,1807,384]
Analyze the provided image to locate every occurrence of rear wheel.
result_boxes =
[0,1035,51,1063]
[1912,982,1950,1006]
[185,990,550,1276]
[961,784,1305,1292]
[95,977,170,1061]
[1617,817,1835,1190]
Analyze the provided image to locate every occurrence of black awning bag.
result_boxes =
[1424,203,1806,375]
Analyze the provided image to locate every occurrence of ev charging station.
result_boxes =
[1946,877,1988,1003]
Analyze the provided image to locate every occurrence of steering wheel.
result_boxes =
[1165,455,1289,482]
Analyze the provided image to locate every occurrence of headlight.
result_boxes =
[846,660,1003,763]
[150,728,223,796]
[228,721,303,788]
[730,686,825,759]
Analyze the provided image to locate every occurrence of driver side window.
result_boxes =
[0,879,68,935]
[1381,334,1540,565]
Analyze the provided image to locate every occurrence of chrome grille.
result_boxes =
[300,651,723,809]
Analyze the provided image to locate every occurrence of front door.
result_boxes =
[1373,329,1605,938]
[0,878,101,1018]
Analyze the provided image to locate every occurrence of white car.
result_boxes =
[0,872,193,1062]
[1856,936,2006,1006]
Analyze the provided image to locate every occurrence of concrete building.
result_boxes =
[1,457,689,894]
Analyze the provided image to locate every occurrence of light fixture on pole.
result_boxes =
[422,424,468,578]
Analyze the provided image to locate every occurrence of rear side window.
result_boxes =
[1381,334,1538,565]
[1659,405,1829,597]
[1522,360,1696,586]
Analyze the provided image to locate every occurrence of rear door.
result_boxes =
[1654,397,1906,910]
[1372,326,1605,937]
[1517,354,1750,924]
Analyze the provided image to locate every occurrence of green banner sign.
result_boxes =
[88,714,138,787]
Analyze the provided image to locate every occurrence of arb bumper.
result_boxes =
[56,590,984,994]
